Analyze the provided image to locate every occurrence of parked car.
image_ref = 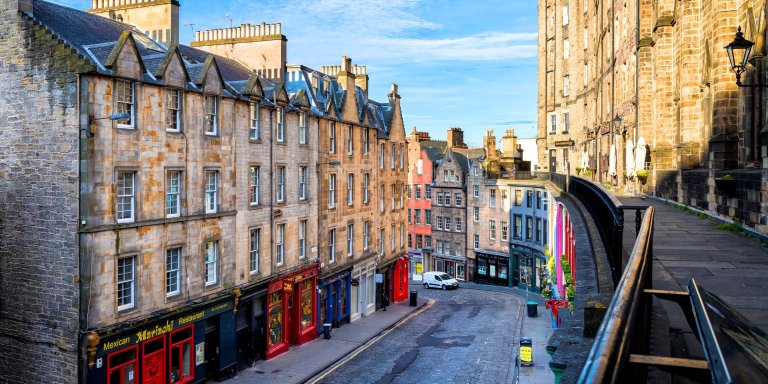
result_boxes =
[423,272,459,290]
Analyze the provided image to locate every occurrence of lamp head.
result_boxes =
[725,26,754,76]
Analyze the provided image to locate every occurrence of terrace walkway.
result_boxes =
[616,195,768,372]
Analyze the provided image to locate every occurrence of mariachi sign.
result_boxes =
[97,300,232,356]
[554,140,575,147]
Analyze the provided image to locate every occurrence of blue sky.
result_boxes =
[56,0,538,147]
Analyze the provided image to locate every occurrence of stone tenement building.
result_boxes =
[539,0,768,233]
[406,129,446,280]
[0,0,408,383]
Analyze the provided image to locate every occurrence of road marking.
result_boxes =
[307,299,436,384]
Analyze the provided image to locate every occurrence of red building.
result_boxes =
[407,129,446,280]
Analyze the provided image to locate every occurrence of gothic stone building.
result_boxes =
[539,0,768,233]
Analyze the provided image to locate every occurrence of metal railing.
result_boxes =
[578,206,655,383]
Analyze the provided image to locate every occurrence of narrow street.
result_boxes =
[309,285,524,384]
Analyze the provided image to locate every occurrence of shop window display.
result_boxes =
[478,260,487,275]
[268,291,283,347]
[108,345,137,384]
[339,282,348,317]
[169,326,193,383]
[301,280,313,329]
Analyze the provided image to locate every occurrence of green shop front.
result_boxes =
[85,297,236,384]
[510,243,547,293]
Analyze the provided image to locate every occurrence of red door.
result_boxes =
[141,335,165,384]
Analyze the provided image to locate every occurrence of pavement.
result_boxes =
[222,282,556,384]
[617,195,768,363]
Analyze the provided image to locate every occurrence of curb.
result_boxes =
[303,299,435,384]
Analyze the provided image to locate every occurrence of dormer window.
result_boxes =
[116,79,134,129]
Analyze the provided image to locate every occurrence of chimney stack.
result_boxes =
[446,127,467,149]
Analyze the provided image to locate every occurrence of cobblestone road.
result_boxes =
[310,284,524,384]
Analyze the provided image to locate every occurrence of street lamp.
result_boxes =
[725,27,768,87]
[84,112,130,137]
[612,115,624,135]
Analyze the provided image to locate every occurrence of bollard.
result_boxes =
[409,290,417,307]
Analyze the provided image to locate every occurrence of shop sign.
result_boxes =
[520,337,533,366]
[554,140,575,147]
[97,301,232,356]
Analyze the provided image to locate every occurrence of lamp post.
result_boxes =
[725,27,762,87]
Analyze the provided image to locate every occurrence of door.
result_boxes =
[549,149,557,173]
[141,336,165,384]
[286,290,296,344]
[204,319,219,380]
[360,274,367,316]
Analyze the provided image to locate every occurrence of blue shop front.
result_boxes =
[318,268,351,334]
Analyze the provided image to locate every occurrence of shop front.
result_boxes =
[511,245,547,293]
[391,256,409,303]
[432,254,466,281]
[234,284,268,370]
[266,265,319,359]
[350,260,376,322]
[85,299,235,384]
[318,268,351,334]
[475,250,511,287]
[408,250,423,281]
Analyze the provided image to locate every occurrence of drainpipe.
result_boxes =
[269,108,275,275]
[610,0,616,185]
[635,0,639,147]
[77,73,89,384]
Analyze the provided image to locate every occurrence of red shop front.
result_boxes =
[266,265,318,359]
[391,257,409,303]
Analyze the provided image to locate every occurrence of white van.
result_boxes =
[423,271,460,290]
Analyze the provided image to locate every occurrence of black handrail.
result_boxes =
[566,176,625,286]
[578,206,655,383]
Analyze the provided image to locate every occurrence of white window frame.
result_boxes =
[563,38,570,60]
[165,88,181,132]
[390,144,396,169]
[166,248,181,296]
[329,174,336,209]
[205,241,218,286]
[276,166,286,203]
[250,102,260,140]
[347,223,354,256]
[205,170,218,214]
[400,184,405,208]
[380,144,385,169]
[400,222,405,247]
[117,256,135,310]
[391,224,395,251]
[347,173,354,206]
[363,221,370,251]
[204,95,217,136]
[473,206,479,222]
[329,228,336,263]
[276,224,285,265]
[363,173,370,204]
[473,185,479,198]
[490,220,497,240]
[490,189,497,208]
[276,107,285,143]
[563,75,570,97]
[563,111,570,132]
[456,194,462,207]
[299,112,307,144]
[347,125,354,155]
[116,79,134,129]
[563,4,569,26]
[299,166,307,201]
[380,184,385,213]
[116,171,135,223]
[502,221,509,241]
[455,217,462,232]
[166,170,181,218]
[250,228,260,274]
[390,184,395,210]
[329,121,336,153]
[473,234,480,249]
[299,220,307,259]
[249,166,260,206]
[548,113,558,134]
[399,145,404,169]
[425,209,432,225]
[362,128,369,155]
